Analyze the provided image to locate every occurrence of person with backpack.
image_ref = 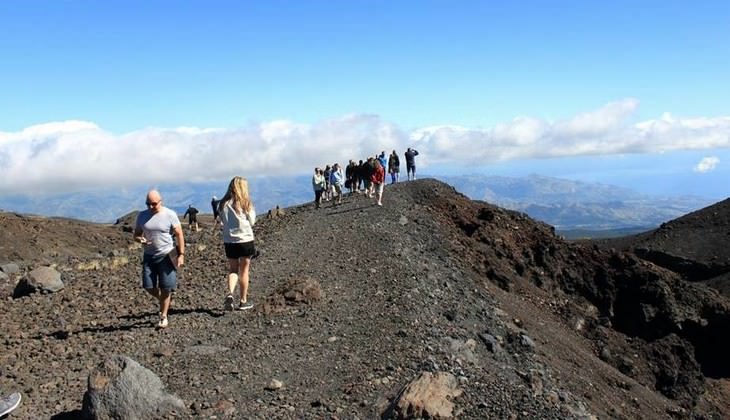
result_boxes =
[363,157,377,198]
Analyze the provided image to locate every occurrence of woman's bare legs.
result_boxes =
[227,258,240,295]
[238,257,251,303]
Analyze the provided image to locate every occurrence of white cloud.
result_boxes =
[1,99,730,195]
[694,156,720,173]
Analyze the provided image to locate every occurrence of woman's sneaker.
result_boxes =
[224,294,235,311]
[238,300,254,310]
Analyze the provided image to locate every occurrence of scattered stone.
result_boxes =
[0,262,20,274]
[391,371,463,419]
[519,334,536,351]
[478,333,502,353]
[81,355,187,419]
[265,379,284,391]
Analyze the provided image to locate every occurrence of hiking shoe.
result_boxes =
[157,317,168,329]
[224,294,235,311]
[238,300,254,311]
[0,392,22,417]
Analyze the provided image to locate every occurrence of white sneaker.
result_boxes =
[0,392,21,417]
[157,317,169,329]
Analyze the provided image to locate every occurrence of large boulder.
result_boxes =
[13,266,64,297]
[82,355,186,420]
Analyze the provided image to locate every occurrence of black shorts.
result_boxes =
[224,241,256,259]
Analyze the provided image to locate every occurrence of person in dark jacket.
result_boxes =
[404,148,419,181]
[211,195,220,224]
[183,205,200,231]
[388,150,400,184]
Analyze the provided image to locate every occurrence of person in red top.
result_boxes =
[370,159,386,206]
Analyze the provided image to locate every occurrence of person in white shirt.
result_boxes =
[218,176,257,311]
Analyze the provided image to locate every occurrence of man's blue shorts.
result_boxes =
[142,252,177,290]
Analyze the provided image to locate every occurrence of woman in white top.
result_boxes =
[218,176,257,311]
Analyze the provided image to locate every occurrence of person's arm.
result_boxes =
[173,224,185,266]
[133,214,147,243]
[247,208,257,227]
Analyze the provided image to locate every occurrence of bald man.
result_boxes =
[133,189,185,329]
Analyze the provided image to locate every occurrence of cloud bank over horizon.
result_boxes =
[1,98,729,195]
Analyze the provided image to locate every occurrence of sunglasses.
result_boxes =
[146,201,161,207]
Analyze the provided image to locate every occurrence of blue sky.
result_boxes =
[1,1,729,198]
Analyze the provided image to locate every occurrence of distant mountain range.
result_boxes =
[0,174,717,233]
[440,174,716,232]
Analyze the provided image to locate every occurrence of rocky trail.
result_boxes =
[1,179,728,419]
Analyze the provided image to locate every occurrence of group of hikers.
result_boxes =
[312,147,419,208]
[133,147,419,330]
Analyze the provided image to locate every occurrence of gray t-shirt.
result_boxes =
[135,207,181,257]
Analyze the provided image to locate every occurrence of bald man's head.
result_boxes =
[145,190,162,213]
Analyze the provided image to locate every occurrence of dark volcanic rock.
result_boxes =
[595,197,730,292]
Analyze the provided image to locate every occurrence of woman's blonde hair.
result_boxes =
[219,176,252,213]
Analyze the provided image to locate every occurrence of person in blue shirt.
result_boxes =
[329,163,344,206]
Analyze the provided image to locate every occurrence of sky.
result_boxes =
[1,0,729,198]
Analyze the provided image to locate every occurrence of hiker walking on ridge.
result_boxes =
[134,189,185,329]
[405,147,419,181]
[329,163,344,206]
[312,167,326,209]
[371,159,385,206]
[218,176,257,311]
[183,204,199,231]
[211,195,220,225]
[377,151,388,175]
[388,150,400,184]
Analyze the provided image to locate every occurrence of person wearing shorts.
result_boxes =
[134,189,185,329]
[218,176,257,311]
